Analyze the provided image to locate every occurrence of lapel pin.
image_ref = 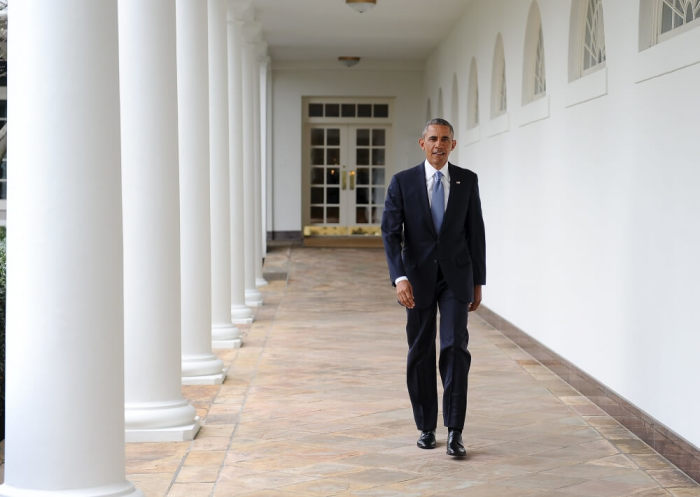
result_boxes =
[456,180,461,184]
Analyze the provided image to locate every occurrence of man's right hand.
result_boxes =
[396,280,415,309]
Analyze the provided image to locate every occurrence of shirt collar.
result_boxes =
[424,160,450,182]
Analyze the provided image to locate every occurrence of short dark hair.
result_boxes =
[422,118,454,138]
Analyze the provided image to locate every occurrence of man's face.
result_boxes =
[419,124,456,170]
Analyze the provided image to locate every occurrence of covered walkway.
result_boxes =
[119,247,699,496]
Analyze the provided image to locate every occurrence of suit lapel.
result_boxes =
[441,163,459,233]
[412,163,436,236]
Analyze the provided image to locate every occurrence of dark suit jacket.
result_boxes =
[381,162,486,309]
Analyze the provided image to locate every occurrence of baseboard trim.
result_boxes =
[476,305,700,484]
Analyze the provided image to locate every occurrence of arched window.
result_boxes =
[437,88,444,117]
[467,59,479,128]
[522,1,547,104]
[569,0,607,80]
[660,0,700,35]
[451,73,460,129]
[426,98,432,122]
[490,35,507,117]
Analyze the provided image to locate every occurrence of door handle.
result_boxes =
[342,171,347,190]
[350,171,356,190]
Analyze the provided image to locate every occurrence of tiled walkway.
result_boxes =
[4,247,700,496]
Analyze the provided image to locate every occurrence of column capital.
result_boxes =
[242,21,263,44]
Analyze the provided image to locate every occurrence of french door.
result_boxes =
[305,124,389,232]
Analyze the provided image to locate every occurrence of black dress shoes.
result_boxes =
[416,430,436,449]
[446,429,467,457]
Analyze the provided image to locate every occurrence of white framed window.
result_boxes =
[490,34,507,117]
[467,58,479,128]
[659,0,700,38]
[583,0,607,73]
[522,1,547,104]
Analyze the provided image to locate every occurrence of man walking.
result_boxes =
[381,118,486,457]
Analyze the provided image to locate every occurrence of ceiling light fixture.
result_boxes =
[338,56,361,67]
[346,0,376,14]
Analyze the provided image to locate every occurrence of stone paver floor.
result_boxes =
[3,246,700,496]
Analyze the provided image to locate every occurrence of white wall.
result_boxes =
[270,61,424,232]
[426,0,700,447]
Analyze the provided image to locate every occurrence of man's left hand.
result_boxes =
[468,285,482,312]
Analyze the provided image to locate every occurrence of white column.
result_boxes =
[177,0,226,384]
[242,33,264,306]
[2,1,142,495]
[227,6,254,324]
[262,57,273,255]
[119,0,199,441]
[253,47,268,289]
[209,0,243,346]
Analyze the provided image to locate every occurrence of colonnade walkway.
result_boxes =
[5,247,699,496]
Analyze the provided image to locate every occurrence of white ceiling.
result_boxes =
[251,0,471,62]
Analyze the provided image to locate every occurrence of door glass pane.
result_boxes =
[326,167,340,184]
[357,167,370,185]
[356,148,369,165]
[327,187,340,204]
[358,104,372,117]
[372,207,384,224]
[341,104,356,117]
[372,187,385,204]
[311,148,324,165]
[311,128,324,146]
[327,207,340,224]
[357,129,370,146]
[374,104,389,118]
[325,103,339,117]
[356,187,369,204]
[327,148,340,165]
[327,128,340,146]
[309,103,323,117]
[356,207,370,224]
[372,129,386,146]
[311,167,325,185]
[371,168,384,185]
[371,148,385,166]
[311,187,324,204]
[310,206,324,223]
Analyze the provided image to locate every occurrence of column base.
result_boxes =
[255,277,268,287]
[0,481,145,496]
[182,354,226,385]
[212,323,242,349]
[231,304,254,324]
[245,288,263,307]
[125,399,200,442]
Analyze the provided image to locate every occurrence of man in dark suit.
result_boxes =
[381,118,486,457]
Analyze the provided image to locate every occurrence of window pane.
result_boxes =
[0,181,5,200]
[372,207,384,224]
[311,128,324,146]
[371,168,384,186]
[311,167,325,185]
[356,206,370,224]
[310,206,324,223]
[325,103,340,117]
[311,148,324,165]
[371,148,385,166]
[327,187,340,204]
[0,158,6,180]
[372,129,385,146]
[326,167,340,185]
[357,129,370,146]
[311,187,324,204]
[309,103,323,117]
[341,104,356,117]
[356,187,369,204]
[326,128,340,146]
[356,148,370,165]
[357,167,370,185]
[326,207,340,224]
[372,187,385,204]
[327,148,340,165]
[358,104,372,117]
[373,104,389,118]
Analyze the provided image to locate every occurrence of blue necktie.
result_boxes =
[431,170,444,233]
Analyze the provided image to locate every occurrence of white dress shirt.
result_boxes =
[395,160,450,285]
